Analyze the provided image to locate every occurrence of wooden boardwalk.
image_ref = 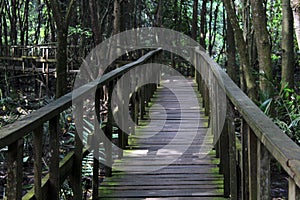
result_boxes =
[99,76,226,199]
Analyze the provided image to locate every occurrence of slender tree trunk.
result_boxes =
[282,0,295,89]
[89,0,102,45]
[200,0,207,48]
[50,0,75,98]
[226,18,238,85]
[250,0,273,97]
[224,0,257,100]
[155,0,163,27]
[191,0,198,40]
[291,0,300,49]
[113,0,121,35]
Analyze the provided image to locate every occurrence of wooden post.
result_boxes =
[219,119,230,197]
[105,81,113,177]
[227,103,238,199]
[49,116,60,200]
[93,90,100,199]
[241,120,249,200]
[7,139,23,200]
[257,141,270,199]
[33,126,43,200]
[248,129,258,200]
[288,178,300,199]
[71,100,83,200]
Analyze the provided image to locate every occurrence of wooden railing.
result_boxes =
[193,47,300,199]
[0,45,80,73]
[0,48,162,200]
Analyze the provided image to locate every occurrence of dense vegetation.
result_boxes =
[0,0,299,143]
[1,0,300,198]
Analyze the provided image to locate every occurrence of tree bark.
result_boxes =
[89,0,102,45]
[200,0,207,48]
[50,0,75,98]
[282,0,295,89]
[250,0,273,97]
[226,18,239,85]
[191,0,198,40]
[291,0,300,49]
[224,0,257,100]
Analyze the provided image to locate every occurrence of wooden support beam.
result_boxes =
[7,139,23,200]
[257,141,270,199]
[33,126,43,200]
[241,120,249,200]
[49,116,60,200]
[228,103,238,200]
[248,129,258,200]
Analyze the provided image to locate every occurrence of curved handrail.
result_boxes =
[195,47,300,190]
[0,48,162,148]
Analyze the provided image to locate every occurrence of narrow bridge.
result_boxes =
[0,48,300,200]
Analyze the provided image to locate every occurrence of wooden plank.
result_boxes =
[99,77,225,199]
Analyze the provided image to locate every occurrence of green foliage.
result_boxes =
[260,84,300,144]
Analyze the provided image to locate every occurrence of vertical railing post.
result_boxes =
[227,102,238,199]
[241,120,249,200]
[92,89,100,199]
[257,141,270,199]
[49,116,60,199]
[105,81,114,177]
[248,129,258,200]
[33,126,43,200]
[288,178,300,199]
[71,100,83,200]
[219,118,230,197]
[7,139,23,200]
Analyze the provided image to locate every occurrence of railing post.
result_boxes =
[7,138,23,200]
[219,118,230,197]
[227,102,238,199]
[248,129,258,200]
[71,100,83,200]
[93,90,100,199]
[288,178,300,199]
[257,141,270,199]
[49,116,60,200]
[33,126,43,200]
[105,81,113,177]
[241,120,249,200]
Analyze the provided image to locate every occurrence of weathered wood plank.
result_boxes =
[99,77,225,199]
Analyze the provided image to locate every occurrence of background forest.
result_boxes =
[1,0,299,143]
[1,0,300,199]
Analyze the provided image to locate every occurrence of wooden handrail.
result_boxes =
[194,47,300,199]
[0,48,162,200]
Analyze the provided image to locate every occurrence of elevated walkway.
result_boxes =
[100,77,226,199]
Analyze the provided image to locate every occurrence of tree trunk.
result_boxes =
[50,0,75,98]
[226,18,239,85]
[89,0,102,45]
[200,0,207,48]
[224,0,257,100]
[155,0,163,27]
[282,0,295,89]
[250,0,273,98]
[291,0,300,49]
[113,0,121,35]
[191,0,198,40]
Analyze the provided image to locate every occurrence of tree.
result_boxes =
[282,0,295,89]
[191,0,198,40]
[49,0,75,98]
[250,0,273,98]
[199,0,207,48]
[224,0,257,100]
